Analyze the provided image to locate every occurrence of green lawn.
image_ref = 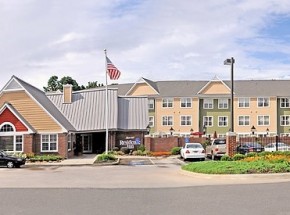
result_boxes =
[182,152,290,174]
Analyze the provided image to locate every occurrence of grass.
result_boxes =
[182,152,290,174]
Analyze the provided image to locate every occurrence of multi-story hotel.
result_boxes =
[114,76,290,138]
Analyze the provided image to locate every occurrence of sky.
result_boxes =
[1,0,290,90]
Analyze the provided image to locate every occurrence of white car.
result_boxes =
[180,143,206,161]
[264,142,290,152]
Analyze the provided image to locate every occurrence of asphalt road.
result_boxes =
[1,159,290,215]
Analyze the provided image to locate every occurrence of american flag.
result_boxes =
[106,56,121,80]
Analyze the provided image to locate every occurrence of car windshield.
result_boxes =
[213,139,226,145]
[186,144,202,149]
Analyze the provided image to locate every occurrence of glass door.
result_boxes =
[82,134,92,153]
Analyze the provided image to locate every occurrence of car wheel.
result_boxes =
[7,161,14,168]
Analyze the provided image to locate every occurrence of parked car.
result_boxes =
[205,138,227,160]
[180,143,206,161]
[0,151,26,168]
[236,142,264,155]
[264,142,290,152]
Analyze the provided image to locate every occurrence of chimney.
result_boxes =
[63,84,72,104]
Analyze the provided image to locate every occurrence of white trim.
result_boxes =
[180,98,192,108]
[203,116,213,127]
[161,115,174,126]
[203,98,213,109]
[257,97,270,108]
[162,98,174,108]
[149,116,154,127]
[125,77,159,96]
[180,115,192,126]
[280,97,290,108]
[257,115,270,126]
[237,115,250,126]
[218,116,228,127]
[40,133,58,152]
[238,97,250,108]
[218,98,228,109]
[197,76,232,94]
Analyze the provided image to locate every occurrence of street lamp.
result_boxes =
[266,128,269,136]
[169,127,174,136]
[251,126,256,135]
[224,57,235,132]
[190,128,193,134]
[203,124,206,135]
[146,124,151,135]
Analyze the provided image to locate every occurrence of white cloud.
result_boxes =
[1,0,290,90]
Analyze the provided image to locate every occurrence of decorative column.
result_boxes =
[226,132,237,157]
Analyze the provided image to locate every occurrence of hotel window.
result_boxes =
[162,116,173,126]
[258,115,270,126]
[218,99,228,109]
[203,99,213,109]
[41,134,58,152]
[180,98,192,108]
[67,134,72,151]
[238,116,250,126]
[280,98,290,108]
[180,116,192,126]
[203,116,213,127]
[15,135,23,152]
[257,97,269,107]
[162,98,173,108]
[149,116,154,127]
[218,116,228,127]
[238,98,250,108]
[280,115,290,126]
[148,99,154,109]
[0,124,14,132]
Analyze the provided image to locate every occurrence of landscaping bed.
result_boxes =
[182,151,290,174]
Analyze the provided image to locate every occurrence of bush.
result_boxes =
[232,154,246,161]
[116,151,125,156]
[246,152,258,157]
[137,145,146,152]
[97,154,117,161]
[221,155,232,161]
[112,147,119,151]
[171,147,181,155]
[120,147,130,154]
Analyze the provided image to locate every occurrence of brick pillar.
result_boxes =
[226,132,237,157]
[23,134,33,154]
[58,133,67,158]
[144,136,152,151]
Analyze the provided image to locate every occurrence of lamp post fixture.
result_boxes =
[146,124,151,135]
[266,128,269,136]
[203,124,206,135]
[190,128,193,134]
[251,125,256,135]
[224,57,235,132]
[169,127,174,136]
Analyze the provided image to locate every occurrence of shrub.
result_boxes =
[246,152,258,157]
[112,147,119,151]
[97,154,117,161]
[221,155,232,161]
[171,147,181,155]
[151,152,171,157]
[137,145,146,152]
[120,147,130,154]
[232,154,246,161]
[116,151,125,156]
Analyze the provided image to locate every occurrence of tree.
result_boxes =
[43,76,103,92]
[43,76,60,92]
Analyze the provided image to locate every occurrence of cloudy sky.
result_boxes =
[1,0,290,90]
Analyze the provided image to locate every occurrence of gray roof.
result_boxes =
[47,88,118,131]
[118,96,148,130]
[111,78,290,98]
[12,76,76,132]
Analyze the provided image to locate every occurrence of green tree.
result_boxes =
[43,76,60,92]
[59,76,83,91]
[85,81,104,89]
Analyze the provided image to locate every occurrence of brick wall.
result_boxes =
[23,134,33,154]
[58,133,67,158]
[144,136,207,152]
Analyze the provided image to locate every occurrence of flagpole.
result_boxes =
[104,49,109,154]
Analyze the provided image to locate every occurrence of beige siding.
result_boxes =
[155,97,199,134]
[0,91,62,132]
[234,97,277,133]
[128,83,158,96]
[202,82,230,94]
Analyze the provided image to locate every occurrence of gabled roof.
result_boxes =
[0,103,36,133]
[125,77,159,96]
[114,77,290,98]
[197,76,231,94]
[1,76,75,132]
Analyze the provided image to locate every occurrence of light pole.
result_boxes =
[169,127,174,136]
[224,57,235,132]
[251,125,256,135]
